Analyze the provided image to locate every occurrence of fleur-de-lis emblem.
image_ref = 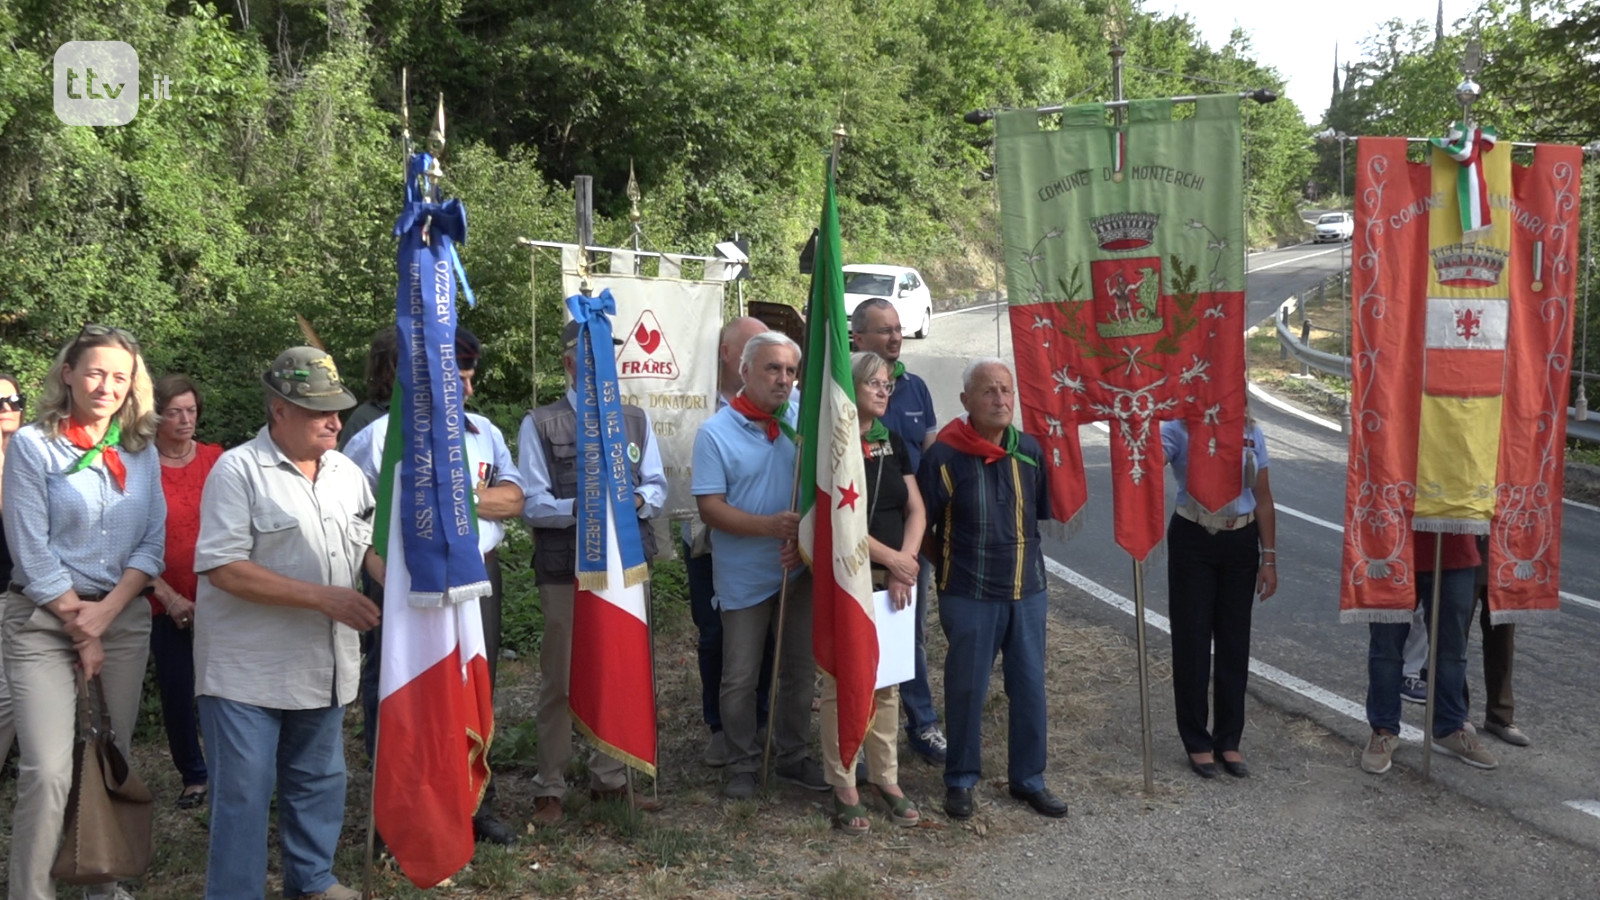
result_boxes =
[1455,308,1483,341]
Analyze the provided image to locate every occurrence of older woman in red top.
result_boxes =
[148,374,224,808]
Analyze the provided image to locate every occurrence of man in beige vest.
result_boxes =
[515,320,668,825]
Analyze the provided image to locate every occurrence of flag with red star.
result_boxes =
[797,154,877,768]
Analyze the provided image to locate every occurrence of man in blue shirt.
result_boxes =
[851,297,946,766]
[692,331,827,800]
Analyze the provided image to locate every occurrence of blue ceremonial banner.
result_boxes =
[568,290,650,590]
[390,151,490,606]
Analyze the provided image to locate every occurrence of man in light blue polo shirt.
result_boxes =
[692,330,827,799]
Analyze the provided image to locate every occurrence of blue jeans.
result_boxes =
[198,697,348,899]
[1367,567,1474,739]
[939,589,1049,792]
[150,613,208,786]
[899,559,939,733]
[686,536,770,732]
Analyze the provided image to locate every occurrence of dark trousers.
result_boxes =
[1166,515,1259,756]
[899,559,939,733]
[1471,586,1517,727]
[362,552,503,810]
[685,536,770,732]
[150,613,208,787]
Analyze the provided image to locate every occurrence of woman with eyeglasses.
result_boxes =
[820,351,925,835]
[147,374,222,811]
[0,373,25,764]
[2,326,165,900]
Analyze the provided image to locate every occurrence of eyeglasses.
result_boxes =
[0,393,23,412]
[863,378,895,395]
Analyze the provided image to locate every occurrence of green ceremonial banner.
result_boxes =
[996,95,1247,560]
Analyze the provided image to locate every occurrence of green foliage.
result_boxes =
[1319,0,1600,402]
[1,0,1323,432]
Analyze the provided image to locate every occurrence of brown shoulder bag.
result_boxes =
[50,670,155,885]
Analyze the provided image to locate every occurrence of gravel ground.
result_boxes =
[939,583,1600,900]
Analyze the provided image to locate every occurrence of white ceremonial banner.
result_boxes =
[561,267,722,519]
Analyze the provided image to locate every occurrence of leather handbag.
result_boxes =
[50,671,155,885]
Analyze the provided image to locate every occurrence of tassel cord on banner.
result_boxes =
[1420,536,1445,782]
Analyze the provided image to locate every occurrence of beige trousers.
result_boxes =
[819,674,901,789]
[3,589,150,900]
[0,613,15,763]
[531,583,629,797]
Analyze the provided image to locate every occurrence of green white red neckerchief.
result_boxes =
[1430,121,1499,239]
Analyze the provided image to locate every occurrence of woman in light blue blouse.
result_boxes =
[1162,414,1277,781]
[2,325,165,900]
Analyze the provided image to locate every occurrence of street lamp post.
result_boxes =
[1316,127,1353,435]
[1316,127,1350,205]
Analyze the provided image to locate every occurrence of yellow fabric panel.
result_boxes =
[1414,394,1501,524]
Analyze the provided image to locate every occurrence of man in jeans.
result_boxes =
[692,331,828,799]
[1361,531,1499,774]
[850,297,947,765]
[194,347,382,900]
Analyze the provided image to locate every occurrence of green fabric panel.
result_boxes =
[996,93,1245,308]
[1127,99,1172,123]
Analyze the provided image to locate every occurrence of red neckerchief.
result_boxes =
[935,418,1036,466]
[63,417,127,491]
[730,391,787,442]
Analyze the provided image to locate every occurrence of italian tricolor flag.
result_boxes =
[372,409,494,889]
[798,157,877,767]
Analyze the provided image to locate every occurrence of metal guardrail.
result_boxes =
[1272,275,1600,443]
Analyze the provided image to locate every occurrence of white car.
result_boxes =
[841,264,934,338]
[1313,211,1354,243]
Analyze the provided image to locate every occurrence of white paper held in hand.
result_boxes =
[872,590,916,689]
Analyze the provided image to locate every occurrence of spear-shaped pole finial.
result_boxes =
[830,122,848,176]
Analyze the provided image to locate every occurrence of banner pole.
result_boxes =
[1421,537,1445,781]
[1109,39,1155,797]
[761,460,804,789]
[361,718,380,900]
[1131,557,1155,794]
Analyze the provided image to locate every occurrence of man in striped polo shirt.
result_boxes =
[918,357,1066,821]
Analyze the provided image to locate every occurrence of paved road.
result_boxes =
[905,240,1600,856]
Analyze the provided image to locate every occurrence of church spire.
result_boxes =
[1436,0,1446,47]
[1331,44,1341,102]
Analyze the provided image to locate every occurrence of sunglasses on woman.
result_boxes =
[0,393,23,412]
[77,323,140,349]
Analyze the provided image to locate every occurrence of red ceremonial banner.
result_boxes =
[1339,138,1580,622]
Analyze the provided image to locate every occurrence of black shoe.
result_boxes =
[473,813,517,845]
[1189,757,1218,779]
[944,786,974,820]
[1008,785,1068,818]
[1220,758,1251,778]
